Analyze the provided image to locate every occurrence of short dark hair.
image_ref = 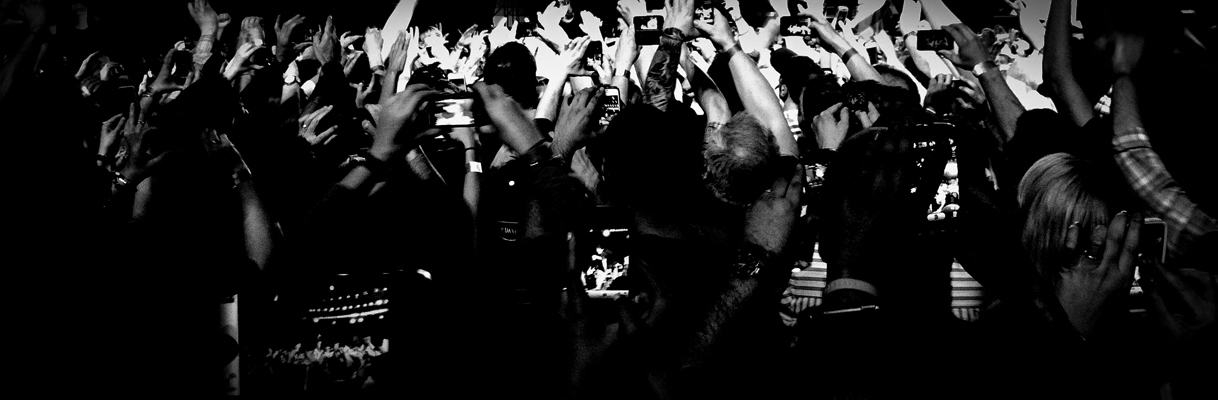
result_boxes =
[483,43,539,109]
[874,64,918,94]
[703,112,780,207]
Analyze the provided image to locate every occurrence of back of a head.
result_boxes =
[484,43,539,109]
[703,112,781,207]
[1017,153,1123,276]
[873,64,918,95]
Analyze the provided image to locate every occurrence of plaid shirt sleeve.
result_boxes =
[1113,127,1218,260]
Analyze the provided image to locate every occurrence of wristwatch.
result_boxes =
[732,242,773,279]
[972,60,998,77]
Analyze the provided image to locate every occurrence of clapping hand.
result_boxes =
[370,84,441,160]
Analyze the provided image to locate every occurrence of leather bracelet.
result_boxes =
[719,43,744,59]
[464,147,478,152]
[840,48,861,62]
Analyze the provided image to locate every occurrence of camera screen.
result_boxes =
[780,16,814,37]
[915,138,960,222]
[600,88,621,126]
[432,98,477,127]
[585,228,630,298]
[917,30,954,51]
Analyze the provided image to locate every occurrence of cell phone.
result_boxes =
[780,16,815,37]
[583,206,633,298]
[635,16,664,46]
[866,46,881,64]
[917,30,954,51]
[1140,217,1167,265]
[600,86,621,126]
[695,0,721,25]
[910,123,960,223]
[249,46,275,66]
[429,94,483,127]
[586,41,603,60]
[171,50,193,80]
[516,17,537,39]
[448,73,467,92]
[601,22,623,39]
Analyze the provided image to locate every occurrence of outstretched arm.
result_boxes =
[698,8,798,157]
[1043,0,1094,127]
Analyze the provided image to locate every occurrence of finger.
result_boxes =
[836,105,850,125]
[1100,211,1129,271]
[316,126,338,143]
[821,102,844,117]
[1087,223,1107,262]
[867,101,880,120]
[104,113,124,128]
[1117,213,1142,278]
[362,120,377,136]
[1065,222,1081,252]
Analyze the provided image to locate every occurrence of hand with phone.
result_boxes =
[370,83,441,161]
[936,24,993,70]
[1058,211,1142,338]
[553,87,603,159]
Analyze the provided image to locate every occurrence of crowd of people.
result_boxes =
[247,337,389,395]
[5,0,1216,397]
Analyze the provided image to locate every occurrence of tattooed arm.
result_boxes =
[642,28,687,112]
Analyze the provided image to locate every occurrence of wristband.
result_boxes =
[972,61,997,77]
[719,43,744,59]
[824,278,879,297]
[344,150,390,175]
[840,48,861,62]
[466,161,483,173]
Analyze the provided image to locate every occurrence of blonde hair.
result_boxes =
[1017,153,1113,276]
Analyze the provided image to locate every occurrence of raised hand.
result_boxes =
[274,14,305,48]
[240,16,266,45]
[147,49,183,95]
[458,24,480,48]
[217,12,231,32]
[664,0,697,38]
[404,27,423,69]
[313,16,340,66]
[370,84,441,160]
[117,103,167,180]
[355,81,375,108]
[384,30,412,73]
[693,5,734,49]
[1058,212,1142,337]
[556,36,592,77]
[364,27,384,64]
[98,113,126,158]
[298,105,339,147]
[620,0,648,17]
[812,102,849,151]
[580,11,604,42]
[488,17,517,50]
[224,42,263,80]
[340,31,363,48]
[186,0,219,34]
[553,87,603,158]
[938,24,992,69]
[471,81,544,153]
[537,1,569,31]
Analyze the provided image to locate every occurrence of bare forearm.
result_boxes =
[238,180,279,271]
[536,73,570,122]
[979,68,1025,142]
[379,70,401,105]
[1112,76,1140,137]
[1044,0,1094,127]
[643,37,683,112]
[723,44,798,156]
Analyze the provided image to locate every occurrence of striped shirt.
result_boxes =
[780,244,985,327]
[1113,127,1218,262]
